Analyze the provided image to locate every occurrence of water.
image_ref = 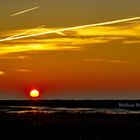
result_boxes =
[0,105,139,114]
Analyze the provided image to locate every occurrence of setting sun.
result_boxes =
[30,89,40,98]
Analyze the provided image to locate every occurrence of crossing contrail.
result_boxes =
[11,6,39,17]
[5,25,45,40]
[1,17,140,42]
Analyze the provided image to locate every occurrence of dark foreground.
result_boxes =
[0,100,140,140]
[1,112,140,140]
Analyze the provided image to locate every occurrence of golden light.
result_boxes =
[30,89,40,98]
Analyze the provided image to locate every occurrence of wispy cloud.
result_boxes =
[108,60,133,64]
[123,40,140,44]
[0,71,6,75]
[17,69,32,73]
[0,43,82,55]
[5,25,45,41]
[0,56,28,59]
[84,59,134,64]
[0,17,140,42]
[0,17,140,55]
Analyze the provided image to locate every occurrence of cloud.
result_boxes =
[108,60,133,64]
[0,56,28,59]
[84,59,134,64]
[84,59,105,62]
[17,69,32,73]
[0,17,140,42]
[0,18,140,55]
[0,43,82,55]
[123,40,140,44]
[0,71,6,75]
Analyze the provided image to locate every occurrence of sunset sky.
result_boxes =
[0,0,140,99]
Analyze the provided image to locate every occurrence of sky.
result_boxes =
[0,0,140,99]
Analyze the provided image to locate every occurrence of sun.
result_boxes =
[30,89,40,98]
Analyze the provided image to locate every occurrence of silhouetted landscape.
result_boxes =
[1,100,140,108]
[0,100,140,140]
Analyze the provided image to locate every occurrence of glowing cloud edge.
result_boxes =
[0,17,140,42]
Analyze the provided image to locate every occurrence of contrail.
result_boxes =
[11,6,39,17]
[6,25,45,40]
[1,17,140,42]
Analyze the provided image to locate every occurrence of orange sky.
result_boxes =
[0,0,140,99]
